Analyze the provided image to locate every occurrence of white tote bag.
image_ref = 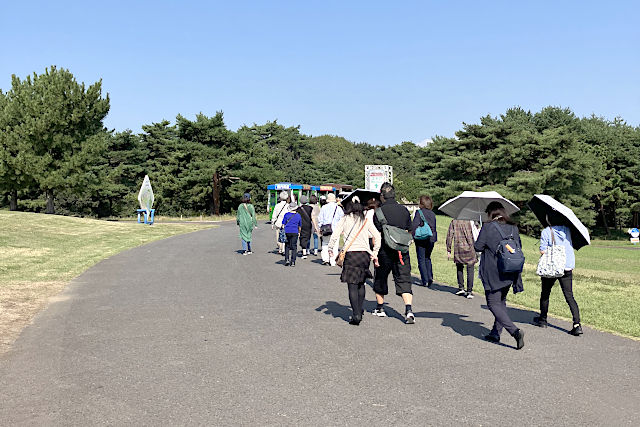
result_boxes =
[536,227,566,278]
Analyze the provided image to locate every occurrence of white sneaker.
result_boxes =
[247,251,253,255]
[302,255,308,259]
[466,293,474,299]
[313,249,318,256]
[405,312,415,324]
[455,289,467,296]
[372,308,387,317]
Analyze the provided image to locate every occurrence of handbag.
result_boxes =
[336,218,368,267]
[536,227,566,278]
[414,209,433,240]
[320,206,338,236]
[278,215,294,243]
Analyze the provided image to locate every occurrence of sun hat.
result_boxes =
[326,193,337,203]
[300,195,309,204]
[288,202,298,211]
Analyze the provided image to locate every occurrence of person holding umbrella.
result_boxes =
[528,195,590,336]
[474,201,526,349]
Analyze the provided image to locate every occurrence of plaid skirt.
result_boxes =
[340,251,373,284]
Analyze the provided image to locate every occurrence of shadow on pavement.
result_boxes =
[480,304,571,334]
[316,300,406,323]
[414,311,491,339]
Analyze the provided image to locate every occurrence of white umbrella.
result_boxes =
[438,191,519,223]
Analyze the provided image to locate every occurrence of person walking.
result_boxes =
[533,213,583,336]
[281,202,302,267]
[372,183,415,324]
[412,195,437,288]
[446,219,477,298]
[272,191,290,255]
[297,195,314,260]
[236,193,258,255]
[309,195,321,256]
[328,196,381,325]
[474,201,525,349]
[318,193,344,266]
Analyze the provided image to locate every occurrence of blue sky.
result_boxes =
[2,1,638,146]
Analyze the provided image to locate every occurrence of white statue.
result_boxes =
[138,175,154,216]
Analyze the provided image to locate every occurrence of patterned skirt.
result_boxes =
[340,251,373,284]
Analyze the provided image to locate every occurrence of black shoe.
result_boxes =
[569,324,583,336]
[284,261,290,266]
[484,334,500,343]
[533,316,548,328]
[513,329,525,350]
[427,281,433,288]
[349,315,362,325]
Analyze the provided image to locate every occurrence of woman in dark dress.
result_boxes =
[297,195,314,259]
[411,195,437,287]
[474,201,525,349]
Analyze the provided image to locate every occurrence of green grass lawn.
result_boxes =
[410,215,640,338]
[0,210,214,352]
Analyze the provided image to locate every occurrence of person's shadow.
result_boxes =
[316,300,406,322]
[479,304,571,334]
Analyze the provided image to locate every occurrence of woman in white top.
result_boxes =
[329,196,381,325]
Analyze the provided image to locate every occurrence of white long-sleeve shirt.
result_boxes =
[318,202,344,229]
[273,201,289,227]
[328,214,381,257]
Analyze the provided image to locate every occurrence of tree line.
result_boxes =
[1,67,639,236]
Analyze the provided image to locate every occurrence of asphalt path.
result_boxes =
[1,221,639,426]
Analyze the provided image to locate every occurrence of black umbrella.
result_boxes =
[527,194,591,250]
[341,189,380,206]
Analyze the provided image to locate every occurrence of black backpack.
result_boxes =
[492,222,525,274]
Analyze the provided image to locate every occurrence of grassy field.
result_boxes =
[410,215,640,338]
[0,210,214,352]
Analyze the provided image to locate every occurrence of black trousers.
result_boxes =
[348,282,365,320]
[456,263,474,292]
[486,286,518,337]
[285,233,298,263]
[373,247,412,296]
[540,270,580,324]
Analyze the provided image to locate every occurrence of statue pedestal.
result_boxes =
[136,209,155,225]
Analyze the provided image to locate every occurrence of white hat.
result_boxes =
[326,193,337,203]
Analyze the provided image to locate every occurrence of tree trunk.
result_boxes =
[596,195,610,237]
[9,190,18,211]
[212,172,221,216]
[45,190,55,214]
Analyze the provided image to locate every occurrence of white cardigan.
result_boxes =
[328,214,381,258]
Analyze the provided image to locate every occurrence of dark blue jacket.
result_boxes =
[411,208,437,244]
[474,220,523,293]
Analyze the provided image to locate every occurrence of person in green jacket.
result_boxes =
[237,193,258,255]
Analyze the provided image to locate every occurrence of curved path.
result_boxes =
[1,222,639,425]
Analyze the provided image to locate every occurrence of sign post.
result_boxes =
[365,165,393,191]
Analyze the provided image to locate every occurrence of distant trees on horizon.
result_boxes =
[1,66,639,235]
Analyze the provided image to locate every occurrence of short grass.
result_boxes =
[410,215,640,338]
[0,210,214,352]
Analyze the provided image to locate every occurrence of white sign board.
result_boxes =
[365,165,392,191]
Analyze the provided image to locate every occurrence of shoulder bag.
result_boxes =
[336,218,368,267]
[536,227,566,278]
[320,206,338,236]
[375,208,413,252]
[414,210,433,240]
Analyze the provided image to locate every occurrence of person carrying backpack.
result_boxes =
[372,183,416,324]
[474,201,525,349]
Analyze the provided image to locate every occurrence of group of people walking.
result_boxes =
[237,183,584,350]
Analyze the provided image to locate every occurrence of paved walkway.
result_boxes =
[1,222,639,425]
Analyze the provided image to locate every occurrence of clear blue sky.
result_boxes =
[2,1,638,146]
